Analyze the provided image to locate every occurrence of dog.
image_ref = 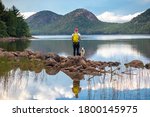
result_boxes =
[80,47,85,57]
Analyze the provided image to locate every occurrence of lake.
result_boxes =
[0,35,150,100]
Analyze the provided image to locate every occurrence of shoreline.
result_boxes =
[0,48,150,75]
[0,36,35,42]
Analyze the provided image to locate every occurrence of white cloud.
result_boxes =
[143,0,150,2]
[21,12,36,19]
[97,11,143,23]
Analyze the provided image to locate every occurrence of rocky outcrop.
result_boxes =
[0,48,150,76]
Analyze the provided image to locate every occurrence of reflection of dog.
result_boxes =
[80,47,85,57]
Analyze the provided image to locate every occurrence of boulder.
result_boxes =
[86,66,97,72]
[25,49,34,55]
[3,52,15,58]
[60,59,74,68]
[145,63,150,69]
[45,67,60,75]
[45,58,57,67]
[19,51,29,57]
[34,51,44,60]
[62,65,79,72]
[124,60,144,68]
[29,54,36,59]
[11,52,19,57]
[79,59,87,68]
[108,62,120,67]
[45,53,61,62]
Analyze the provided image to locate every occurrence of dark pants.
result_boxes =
[73,42,80,56]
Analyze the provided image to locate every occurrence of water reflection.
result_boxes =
[96,44,140,58]
[0,64,150,100]
[28,39,150,62]
[0,40,30,51]
[63,70,84,98]
[0,35,150,100]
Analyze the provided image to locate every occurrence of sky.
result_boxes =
[1,0,150,23]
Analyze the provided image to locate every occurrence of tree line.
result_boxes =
[0,0,30,38]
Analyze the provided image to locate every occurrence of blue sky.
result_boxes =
[1,0,150,22]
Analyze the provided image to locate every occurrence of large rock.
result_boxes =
[108,62,120,67]
[29,55,36,59]
[45,58,57,67]
[19,51,29,57]
[124,60,144,68]
[3,52,15,58]
[45,67,60,75]
[34,51,44,60]
[11,52,19,57]
[25,49,34,55]
[62,65,79,72]
[79,59,87,68]
[145,63,150,69]
[45,53,61,62]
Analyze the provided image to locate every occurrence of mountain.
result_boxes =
[127,8,150,34]
[26,8,150,35]
[40,8,106,34]
[26,10,62,34]
[27,8,105,34]
[131,8,150,24]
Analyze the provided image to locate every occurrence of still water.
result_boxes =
[0,35,150,100]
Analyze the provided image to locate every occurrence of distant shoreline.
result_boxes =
[0,37,34,42]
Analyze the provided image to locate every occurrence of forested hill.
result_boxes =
[0,0,30,38]
[27,8,150,35]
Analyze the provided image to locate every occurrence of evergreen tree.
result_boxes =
[0,0,7,37]
[16,16,31,37]
[0,0,4,15]
[0,20,8,37]
[3,10,17,36]
[0,0,31,38]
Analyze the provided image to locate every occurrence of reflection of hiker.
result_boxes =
[72,27,81,56]
[72,80,81,98]
[63,70,84,98]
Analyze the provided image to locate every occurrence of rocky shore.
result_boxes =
[0,37,32,42]
[0,48,150,76]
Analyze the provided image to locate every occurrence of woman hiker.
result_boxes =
[72,27,81,56]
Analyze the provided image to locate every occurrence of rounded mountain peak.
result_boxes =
[65,8,99,22]
[26,10,62,29]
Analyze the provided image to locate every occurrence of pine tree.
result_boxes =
[0,0,30,38]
